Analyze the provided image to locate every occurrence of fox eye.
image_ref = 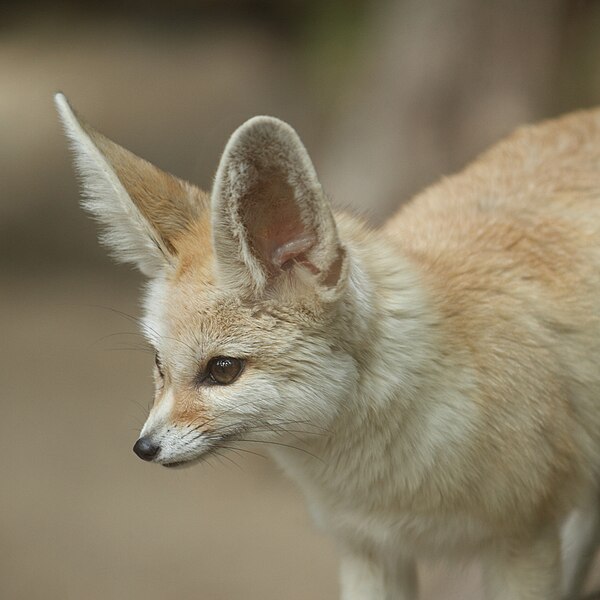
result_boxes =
[154,353,164,378]
[207,356,244,385]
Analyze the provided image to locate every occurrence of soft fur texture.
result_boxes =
[57,93,600,600]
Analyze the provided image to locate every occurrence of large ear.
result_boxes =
[211,116,345,296]
[54,93,208,276]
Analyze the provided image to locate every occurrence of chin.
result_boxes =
[160,449,217,469]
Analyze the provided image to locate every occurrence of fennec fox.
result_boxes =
[56,93,600,600]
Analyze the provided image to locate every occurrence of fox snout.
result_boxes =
[133,436,161,461]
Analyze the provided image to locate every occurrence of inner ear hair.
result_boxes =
[84,126,208,257]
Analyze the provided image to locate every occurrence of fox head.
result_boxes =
[55,94,361,467]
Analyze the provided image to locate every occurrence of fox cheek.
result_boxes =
[165,386,215,432]
[170,402,212,433]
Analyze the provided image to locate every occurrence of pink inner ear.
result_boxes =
[272,234,316,271]
[242,171,317,275]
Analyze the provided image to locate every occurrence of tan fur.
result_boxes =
[87,127,210,254]
[57,95,600,600]
[385,110,600,528]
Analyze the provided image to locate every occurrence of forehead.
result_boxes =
[142,267,261,356]
[141,221,328,363]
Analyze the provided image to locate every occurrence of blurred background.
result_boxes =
[3,1,600,598]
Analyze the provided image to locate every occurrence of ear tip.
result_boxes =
[53,91,69,111]
[242,114,291,128]
[53,94,95,142]
[235,115,298,142]
[54,92,77,126]
[223,115,308,166]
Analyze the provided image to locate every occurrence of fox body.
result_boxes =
[56,94,600,599]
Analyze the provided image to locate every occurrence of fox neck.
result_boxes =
[270,218,474,516]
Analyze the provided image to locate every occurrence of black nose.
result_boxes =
[133,437,161,461]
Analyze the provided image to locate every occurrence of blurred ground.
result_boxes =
[3,1,600,598]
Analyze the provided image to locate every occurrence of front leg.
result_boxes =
[561,498,600,600]
[340,550,417,600]
[482,525,561,600]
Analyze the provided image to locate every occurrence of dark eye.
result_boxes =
[207,356,244,385]
[154,353,164,378]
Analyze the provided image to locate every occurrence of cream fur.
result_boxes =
[57,96,600,600]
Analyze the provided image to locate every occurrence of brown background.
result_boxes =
[3,1,600,598]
